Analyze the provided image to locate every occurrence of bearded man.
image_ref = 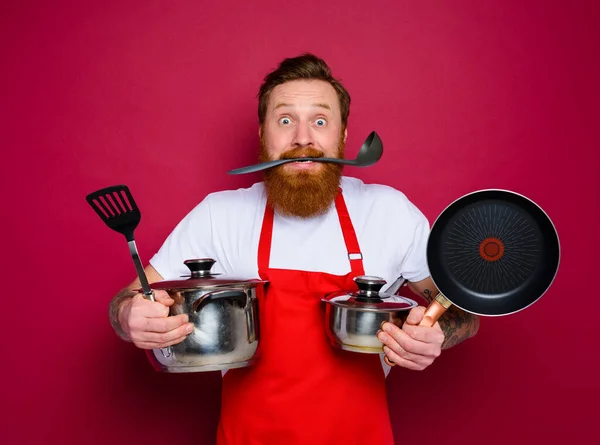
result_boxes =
[109,54,480,444]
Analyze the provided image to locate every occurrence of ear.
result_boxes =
[258,126,262,139]
[343,128,347,143]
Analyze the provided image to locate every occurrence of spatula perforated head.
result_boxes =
[86,185,141,242]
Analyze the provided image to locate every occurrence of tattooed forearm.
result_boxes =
[438,305,480,349]
[418,288,480,350]
[109,288,137,342]
[422,288,433,302]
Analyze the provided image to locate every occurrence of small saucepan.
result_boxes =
[322,276,418,353]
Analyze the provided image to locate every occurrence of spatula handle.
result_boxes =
[128,241,155,302]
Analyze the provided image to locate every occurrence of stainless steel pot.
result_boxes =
[322,276,417,353]
[146,258,266,373]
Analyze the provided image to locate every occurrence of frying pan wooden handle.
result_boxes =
[419,293,453,327]
[384,293,453,367]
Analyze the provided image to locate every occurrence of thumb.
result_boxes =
[405,306,426,325]
[153,290,175,306]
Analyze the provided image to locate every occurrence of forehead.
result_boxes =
[267,79,340,115]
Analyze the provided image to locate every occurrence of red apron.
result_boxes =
[217,192,394,445]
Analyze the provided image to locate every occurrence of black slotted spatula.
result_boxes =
[86,185,155,302]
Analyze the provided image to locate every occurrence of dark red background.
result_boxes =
[2,1,598,443]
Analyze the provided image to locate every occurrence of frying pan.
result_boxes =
[419,189,560,328]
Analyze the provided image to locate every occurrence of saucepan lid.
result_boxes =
[150,258,268,290]
[322,276,417,311]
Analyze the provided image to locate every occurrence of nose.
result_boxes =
[291,121,314,147]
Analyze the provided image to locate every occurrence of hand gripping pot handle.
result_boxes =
[192,289,257,344]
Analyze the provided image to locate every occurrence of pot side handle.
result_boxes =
[245,296,258,344]
[192,289,247,312]
[192,289,257,344]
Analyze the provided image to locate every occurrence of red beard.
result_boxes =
[260,132,345,218]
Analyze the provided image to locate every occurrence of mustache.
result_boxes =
[279,146,325,160]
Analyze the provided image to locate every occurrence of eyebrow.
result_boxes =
[273,102,332,111]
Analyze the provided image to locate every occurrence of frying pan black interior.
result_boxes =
[427,190,560,316]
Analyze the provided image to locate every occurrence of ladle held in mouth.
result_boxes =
[227,131,383,175]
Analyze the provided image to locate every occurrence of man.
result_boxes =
[109,54,480,444]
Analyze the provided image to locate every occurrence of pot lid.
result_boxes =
[322,275,418,311]
[150,258,267,290]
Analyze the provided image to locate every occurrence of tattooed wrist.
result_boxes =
[109,288,137,342]
[409,284,480,349]
[439,307,480,349]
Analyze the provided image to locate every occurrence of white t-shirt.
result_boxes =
[149,176,431,377]
[150,176,431,286]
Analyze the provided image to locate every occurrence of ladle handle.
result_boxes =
[419,293,453,327]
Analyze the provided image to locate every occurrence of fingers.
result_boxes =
[128,293,170,318]
[153,290,175,306]
[379,323,441,358]
[137,337,189,350]
[402,322,445,345]
[382,346,427,371]
[383,355,396,367]
[133,313,191,334]
[405,306,426,325]
[378,328,436,366]
[130,322,193,349]
[125,293,193,349]
[378,312,444,371]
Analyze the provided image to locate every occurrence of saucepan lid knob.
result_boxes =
[354,275,387,298]
[184,258,216,278]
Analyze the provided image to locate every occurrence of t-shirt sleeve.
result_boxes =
[149,196,215,280]
[398,203,431,283]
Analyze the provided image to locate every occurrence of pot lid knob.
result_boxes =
[184,258,216,278]
[354,275,387,299]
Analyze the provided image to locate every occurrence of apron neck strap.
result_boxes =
[258,189,365,277]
